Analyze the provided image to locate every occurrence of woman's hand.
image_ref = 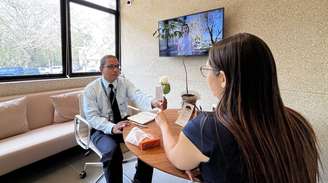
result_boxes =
[155,111,169,128]
[151,97,167,110]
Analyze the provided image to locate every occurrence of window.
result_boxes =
[0,0,119,81]
[0,0,62,76]
[70,2,116,73]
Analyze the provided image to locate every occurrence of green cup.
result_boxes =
[161,83,171,95]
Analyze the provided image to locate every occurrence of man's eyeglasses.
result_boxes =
[104,64,120,70]
[200,65,219,78]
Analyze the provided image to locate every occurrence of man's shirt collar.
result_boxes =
[101,76,118,90]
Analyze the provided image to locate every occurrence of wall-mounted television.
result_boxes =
[158,8,224,57]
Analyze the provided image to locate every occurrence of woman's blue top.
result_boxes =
[183,112,247,183]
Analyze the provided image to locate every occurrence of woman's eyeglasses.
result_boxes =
[199,65,219,78]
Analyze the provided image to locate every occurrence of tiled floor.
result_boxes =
[0,147,190,183]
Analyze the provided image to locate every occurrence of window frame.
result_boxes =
[0,0,120,82]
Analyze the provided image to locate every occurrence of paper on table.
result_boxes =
[175,103,195,127]
[155,85,164,100]
[128,111,157,125]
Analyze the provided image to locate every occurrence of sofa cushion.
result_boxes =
[25,89,81,130]
[51,91,81,123]
[0,121,76,175]
[26,94,55,130]
[0,97,29,140]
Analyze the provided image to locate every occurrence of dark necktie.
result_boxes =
[108,84,122,123]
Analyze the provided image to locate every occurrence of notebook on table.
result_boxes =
[127,111,157,125]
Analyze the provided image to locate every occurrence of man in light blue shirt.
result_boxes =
[83,55,166,183]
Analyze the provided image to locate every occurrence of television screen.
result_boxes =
[158,8,224,57]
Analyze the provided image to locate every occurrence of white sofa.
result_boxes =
[0,88,82,176]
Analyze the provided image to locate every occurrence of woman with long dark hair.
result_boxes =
[155,33,320,183]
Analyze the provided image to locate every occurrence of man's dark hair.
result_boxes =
[182,24,189,33]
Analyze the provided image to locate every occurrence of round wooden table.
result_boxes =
[123,109,189,180]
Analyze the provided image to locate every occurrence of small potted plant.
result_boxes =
[181,60,198,105]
